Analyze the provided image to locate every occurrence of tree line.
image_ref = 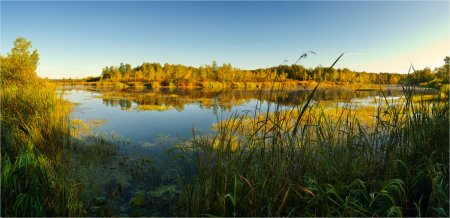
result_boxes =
[96,57,447,86]
[404,57,449,88]
[97,61,406,86]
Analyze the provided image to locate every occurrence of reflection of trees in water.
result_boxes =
[102,98,133,110]
[84,86,406,112]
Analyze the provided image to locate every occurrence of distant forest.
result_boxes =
[61,57,449,88]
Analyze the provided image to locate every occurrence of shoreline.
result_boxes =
[51,80,395,91]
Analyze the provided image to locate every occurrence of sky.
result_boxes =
[1,1,449,79]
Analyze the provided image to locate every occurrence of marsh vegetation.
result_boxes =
[1,38,448,217]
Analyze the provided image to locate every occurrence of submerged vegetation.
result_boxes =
[1,37,449,217]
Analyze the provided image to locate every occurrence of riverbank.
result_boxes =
[177,86,449,216]
[5,77,448,217]
[3,37,448,217]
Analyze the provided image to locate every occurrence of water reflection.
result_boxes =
[60,85,423,144]
[62,86,406,113]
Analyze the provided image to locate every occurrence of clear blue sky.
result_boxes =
[1,1,449,79]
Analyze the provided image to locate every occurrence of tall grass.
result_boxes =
[177,65,449,216]
[1,79,84,216]
[3,38,448,216]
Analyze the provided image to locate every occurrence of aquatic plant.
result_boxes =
[177,58,449,216]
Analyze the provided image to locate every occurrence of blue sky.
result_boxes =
[1,1,449,79]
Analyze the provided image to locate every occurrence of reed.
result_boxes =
[1,37,87,216]
[177,62,449,217]
[2,37,448,216]
[1,79,86,216]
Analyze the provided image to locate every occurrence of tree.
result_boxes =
[199,66,207,82]
[1,37,39,85]
[388,74,399,84]
[102,66,112,79]
[328,68,338,82]
[148,67,156,81]
[212,61,219,80]
[97,58,410,86]
[134,70,143,81]
[408,68,435,85]
[436,56,449,83]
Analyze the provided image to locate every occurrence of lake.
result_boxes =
[58,85,439,216]
[60,85,410,146]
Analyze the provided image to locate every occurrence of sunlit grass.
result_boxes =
[2,37,448,217]
[1,79,85,216]
[176,82,449,216]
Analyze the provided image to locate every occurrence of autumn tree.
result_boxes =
[1,37,39,85]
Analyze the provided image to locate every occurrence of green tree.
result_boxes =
[1,37,39,85]
[101,66,111,79]
[436,56,449,83]
[212,61,219,80]
[408,68,435,85]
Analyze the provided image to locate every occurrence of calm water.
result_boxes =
[60,85,408,145]
[59,85,433,217]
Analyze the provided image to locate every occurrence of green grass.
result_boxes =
[2,37,448,216]
[176,79,449,216]
[3,80,448,217]
[1,80,86,216]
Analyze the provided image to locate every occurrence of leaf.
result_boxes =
[297,185,315,197]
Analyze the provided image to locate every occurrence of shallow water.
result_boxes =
[60,85,408,145]
[59,85,428,216]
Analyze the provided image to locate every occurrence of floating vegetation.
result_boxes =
[135,104,174,112]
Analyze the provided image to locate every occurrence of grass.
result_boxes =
[3,79,448,217]
[2,38,448,216]
[6,78,446,217]
[175,70,449,216]
[1,80,85,216]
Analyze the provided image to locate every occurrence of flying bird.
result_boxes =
[295,51,317,65]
